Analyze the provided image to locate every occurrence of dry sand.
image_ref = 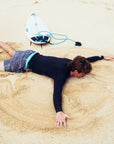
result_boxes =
[0,0,114,144]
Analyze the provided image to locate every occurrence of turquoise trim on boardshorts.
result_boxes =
[25,52,37,70]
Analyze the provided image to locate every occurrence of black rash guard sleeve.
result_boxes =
[87,56,104,62]
[53,79,63,112]
[53,74,67,113]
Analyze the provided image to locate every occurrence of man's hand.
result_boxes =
[55,111,71,128]
[104,56,114,60]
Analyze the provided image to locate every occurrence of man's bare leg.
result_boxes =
[0,61,4,72]
[0,41,15,57]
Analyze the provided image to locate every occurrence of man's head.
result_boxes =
[68,56,92,78]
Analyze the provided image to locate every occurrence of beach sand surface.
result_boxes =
[0,0,114,144]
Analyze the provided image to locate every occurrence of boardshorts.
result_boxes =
[3,50,37,72]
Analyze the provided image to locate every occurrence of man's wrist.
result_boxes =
[56,107,62,113]
[56,111,63,114]
[99,55,104,59]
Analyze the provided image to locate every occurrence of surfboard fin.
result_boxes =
[30,41,32,46]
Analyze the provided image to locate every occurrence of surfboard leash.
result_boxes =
[38,31,82,46]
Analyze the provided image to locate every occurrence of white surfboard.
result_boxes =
[25,13,50,44]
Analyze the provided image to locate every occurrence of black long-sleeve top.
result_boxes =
[29,53,104,112]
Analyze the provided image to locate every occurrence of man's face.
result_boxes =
[70,70,86,78]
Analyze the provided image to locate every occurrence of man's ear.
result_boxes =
[70,70,78,76]
[74,70,78,74]
[70,71,73,76]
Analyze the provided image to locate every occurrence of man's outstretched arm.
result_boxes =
[53,77,71,128]
[87,55,114,62]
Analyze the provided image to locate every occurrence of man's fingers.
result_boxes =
[104,56,114,60]
[108,56,114,60]
[55,120,68,128]
[64,121,66,128]
[57,121,60,127]
[55,121,63,127]
[60,122,63,127]
[55,121,60,127]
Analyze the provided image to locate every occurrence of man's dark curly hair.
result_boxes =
[67,56,92,74]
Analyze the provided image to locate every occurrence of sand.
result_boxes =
[0,0,114,144]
